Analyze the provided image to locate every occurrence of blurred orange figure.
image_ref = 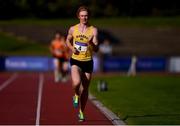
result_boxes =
[50,32,69,82]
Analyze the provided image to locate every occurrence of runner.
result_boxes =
[66,6,99,121]
[50,32,69,82]
[127,55,137,77]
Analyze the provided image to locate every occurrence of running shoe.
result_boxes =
[72,95,79,108]
[78,110,85,122]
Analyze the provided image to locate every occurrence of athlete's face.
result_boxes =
[55,33,61,40]
[78,10,88,24]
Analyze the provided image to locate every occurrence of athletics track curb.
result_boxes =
[89,94,126,125]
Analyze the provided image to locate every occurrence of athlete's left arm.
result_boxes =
[92,27,99,52]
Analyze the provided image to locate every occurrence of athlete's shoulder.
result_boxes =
[68,24,78,35]
[91,26,98,35]
[50,40,57,48]
[90,25,95,28]
[69,24,78,31]
[72,24,79,27]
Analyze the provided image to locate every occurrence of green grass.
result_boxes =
[0,32,49,55]
[0,17,180,27]
[90,75,180,124]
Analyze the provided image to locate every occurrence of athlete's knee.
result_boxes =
[63,65,68,72]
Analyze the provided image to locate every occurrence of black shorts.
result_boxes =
[70,58,93,73]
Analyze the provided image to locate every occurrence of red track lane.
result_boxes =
[0,72,113,125]
[0,72,12,86]
[0,72,39,125]
[41,73,112,125]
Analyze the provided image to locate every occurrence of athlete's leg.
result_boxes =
[71,65,81,96]
[54,58,61,82]
[80,72,92,112]
[55,58,63,82]
[62,61,69,76]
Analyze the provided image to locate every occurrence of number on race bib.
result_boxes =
[75,41,88,52]
[78,46,81,51]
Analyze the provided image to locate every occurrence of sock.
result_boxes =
[79,109,83,114]
[75,93,78,97]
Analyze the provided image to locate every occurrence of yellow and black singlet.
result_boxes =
[72,24,94,61]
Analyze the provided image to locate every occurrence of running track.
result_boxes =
[0,72,112,125]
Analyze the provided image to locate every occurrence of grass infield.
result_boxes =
[90,74,180,124]
[0,32,49,56]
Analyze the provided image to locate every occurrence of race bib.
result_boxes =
[74,41,88,52]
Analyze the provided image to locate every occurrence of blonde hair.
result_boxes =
[76,5,90,17]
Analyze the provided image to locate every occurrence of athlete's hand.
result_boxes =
[54,50,63,56]
[72,47,80,55]
[89,41,99,52]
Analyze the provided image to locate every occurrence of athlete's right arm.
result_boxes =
[66,26,79,54]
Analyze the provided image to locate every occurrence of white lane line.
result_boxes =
[0,73,18,92]
[89,94,126,125]
[36,73,44,126]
